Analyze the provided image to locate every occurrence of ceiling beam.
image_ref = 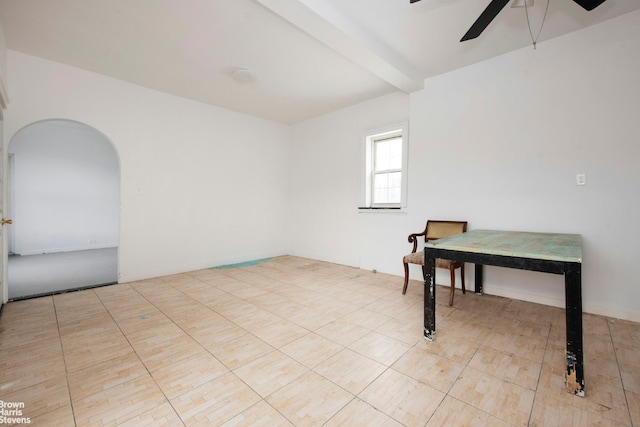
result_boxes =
[254,0,424,93]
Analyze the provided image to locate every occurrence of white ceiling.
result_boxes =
[0,0,637,124]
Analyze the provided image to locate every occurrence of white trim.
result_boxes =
[118,250,287,283]
[483,284,565,309]
[15,244,118,257]
[0,73,8,111]
[484,284,640,323]
[0,117,5,305]
[584,303,640,324]
[254,0,423,93]
[357,207,407,214]
[7,153,14,255]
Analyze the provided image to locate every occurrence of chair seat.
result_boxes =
[402,220,468,306]
[403,252,462,269]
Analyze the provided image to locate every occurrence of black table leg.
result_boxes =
[474,264,483,294]
[564,262,584,396]
[424,248,436,341]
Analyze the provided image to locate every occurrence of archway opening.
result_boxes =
[7,119,120,299]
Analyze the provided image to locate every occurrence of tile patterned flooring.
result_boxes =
[0,255,639,426]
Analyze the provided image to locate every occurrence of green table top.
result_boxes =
[425,229,582,263]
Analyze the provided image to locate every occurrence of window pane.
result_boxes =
[373,173,388,192]
[375,140,390,170]
[373,171,401,204]
[389,187,401,203]
[374,137,402,172]
[388,138,402,169]
[389,171,401,187]
[374,188,386,203]
[387,172,401,203]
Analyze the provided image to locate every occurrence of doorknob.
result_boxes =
[1,219,12,225]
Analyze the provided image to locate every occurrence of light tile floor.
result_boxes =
[0,256,639,426]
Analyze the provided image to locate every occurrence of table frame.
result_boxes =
[424,245,584,396]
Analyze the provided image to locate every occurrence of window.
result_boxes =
[360,122,408,210]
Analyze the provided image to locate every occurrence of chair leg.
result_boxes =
[461,264,466,294]
[449,266,455,306]
[402,262,409,294]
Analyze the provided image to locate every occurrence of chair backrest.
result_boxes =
[425,220,467,241]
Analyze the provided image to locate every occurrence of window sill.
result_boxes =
[358,207,407,214]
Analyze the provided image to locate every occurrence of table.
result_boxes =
[423,229,584,396]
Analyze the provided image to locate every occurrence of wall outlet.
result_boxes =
[576,173,586,186]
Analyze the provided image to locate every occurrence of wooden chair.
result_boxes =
[402,220,468,306]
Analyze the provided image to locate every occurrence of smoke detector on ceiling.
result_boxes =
[231,68,255,83]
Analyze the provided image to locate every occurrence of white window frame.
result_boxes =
[359,122,408,211]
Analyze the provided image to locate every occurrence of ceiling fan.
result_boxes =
[410,0,608,42]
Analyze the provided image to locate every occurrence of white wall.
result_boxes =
[5,51,291,282]
[289,92,410,270]
[9,120,119,255]
[409,10,640,320]
[289,11,640,321]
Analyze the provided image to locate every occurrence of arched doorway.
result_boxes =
[7,119,119,299]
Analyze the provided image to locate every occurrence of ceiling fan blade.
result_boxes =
[410,0,421,3]
[572,0,607,11]
[460,0,510,42]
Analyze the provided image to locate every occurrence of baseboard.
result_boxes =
[481,285,640,323]
[15,245,117,256]
[8,281,117,302]
[582,303,640,323]
[120,253,640,324]
[119,250,288,283]
[483,285,565,309]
